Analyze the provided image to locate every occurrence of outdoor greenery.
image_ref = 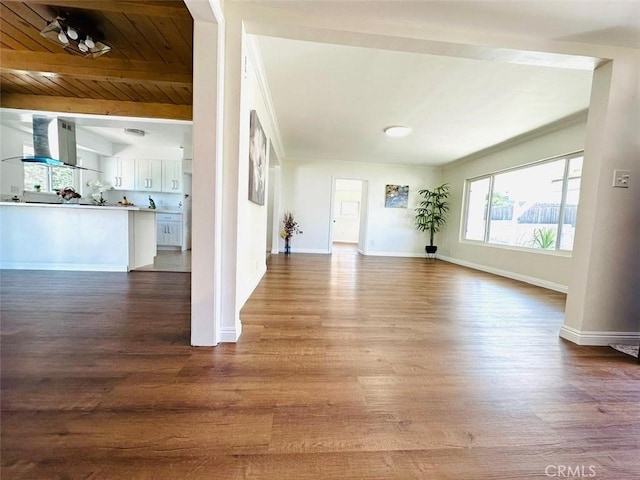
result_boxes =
[24,163,74,193]
[532,227,556,249]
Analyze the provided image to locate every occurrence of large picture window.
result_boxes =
[463,152,583,252]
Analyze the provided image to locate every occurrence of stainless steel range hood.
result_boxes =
[1,113,101,172]
[32,115,77,166]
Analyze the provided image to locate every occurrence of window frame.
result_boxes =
[23,143,79,193]
[461,151,584,253]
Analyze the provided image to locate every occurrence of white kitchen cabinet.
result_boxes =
[156,213,182,247]
[103,157,134,190]
[162,160,182,193]
[135,159,162,192]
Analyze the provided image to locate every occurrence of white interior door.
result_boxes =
[332,179,363,244]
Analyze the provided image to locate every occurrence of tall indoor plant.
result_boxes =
[415,183,450,255]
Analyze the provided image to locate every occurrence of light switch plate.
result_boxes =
[612,169,630,188]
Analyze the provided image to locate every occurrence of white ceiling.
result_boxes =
[249,1,640,49]
[249,0,639,166]
[255,36,593,166]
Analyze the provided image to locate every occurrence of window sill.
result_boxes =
[459,239,573,258]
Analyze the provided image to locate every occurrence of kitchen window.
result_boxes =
[22,145,77,193]
[463,152,583,252]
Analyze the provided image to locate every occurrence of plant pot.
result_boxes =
[425,245,438,254]
[284,236,291,255]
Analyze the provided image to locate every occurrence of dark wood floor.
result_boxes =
[1,249,639,479]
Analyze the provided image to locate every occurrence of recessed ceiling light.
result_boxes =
[124,128,146,137]
[384,126,412,137]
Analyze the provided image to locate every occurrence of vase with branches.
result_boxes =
[56,187,81,203]
[280,212,303,254]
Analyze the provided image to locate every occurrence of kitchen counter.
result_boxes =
[2,201,154,211]
[0,202,157,271]
[2,202,182,215]
[139,207,182,214]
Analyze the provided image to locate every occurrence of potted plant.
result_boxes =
[34,184,41,192]
[414,183,450,255]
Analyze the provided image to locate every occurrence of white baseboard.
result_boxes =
[438,255,568,293]
[0,262,128,272]
[219,325,242,343]
[285,248,331,254]
[193,318,242,345]
[559,325,640,346]
[361,250,425,258]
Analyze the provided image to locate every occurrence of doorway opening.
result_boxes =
[331,178,366,254]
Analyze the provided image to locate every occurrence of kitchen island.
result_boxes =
[0,202,157,272]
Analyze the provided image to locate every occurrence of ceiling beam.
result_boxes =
[21,1,191,19]
[1,93,192,121]
[0,49,192,88]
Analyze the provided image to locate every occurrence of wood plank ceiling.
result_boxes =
[0,0,193,120]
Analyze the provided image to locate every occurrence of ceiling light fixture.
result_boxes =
[66,26,78,40]
[384,126,412,137]
[40,18,111,59]
[57,30,69,44]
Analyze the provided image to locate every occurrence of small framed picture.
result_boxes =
[385,184,409,208]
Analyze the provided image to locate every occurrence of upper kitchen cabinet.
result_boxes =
[103,157,135,191]
[135,159,163,192]
[162,161,182,193]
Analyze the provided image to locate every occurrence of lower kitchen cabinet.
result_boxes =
[156,213,182,247]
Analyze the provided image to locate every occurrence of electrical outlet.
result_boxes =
[612,169,630,188]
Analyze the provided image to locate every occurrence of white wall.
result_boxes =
[112,142,183,162]
[235,37,278,306]
[440,118,587,290]
[281,158,440,256]
[78,148,100,198]
[0,124,29,198]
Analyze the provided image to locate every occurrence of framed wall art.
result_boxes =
[385,184,409,208]
[248,110,267,205]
